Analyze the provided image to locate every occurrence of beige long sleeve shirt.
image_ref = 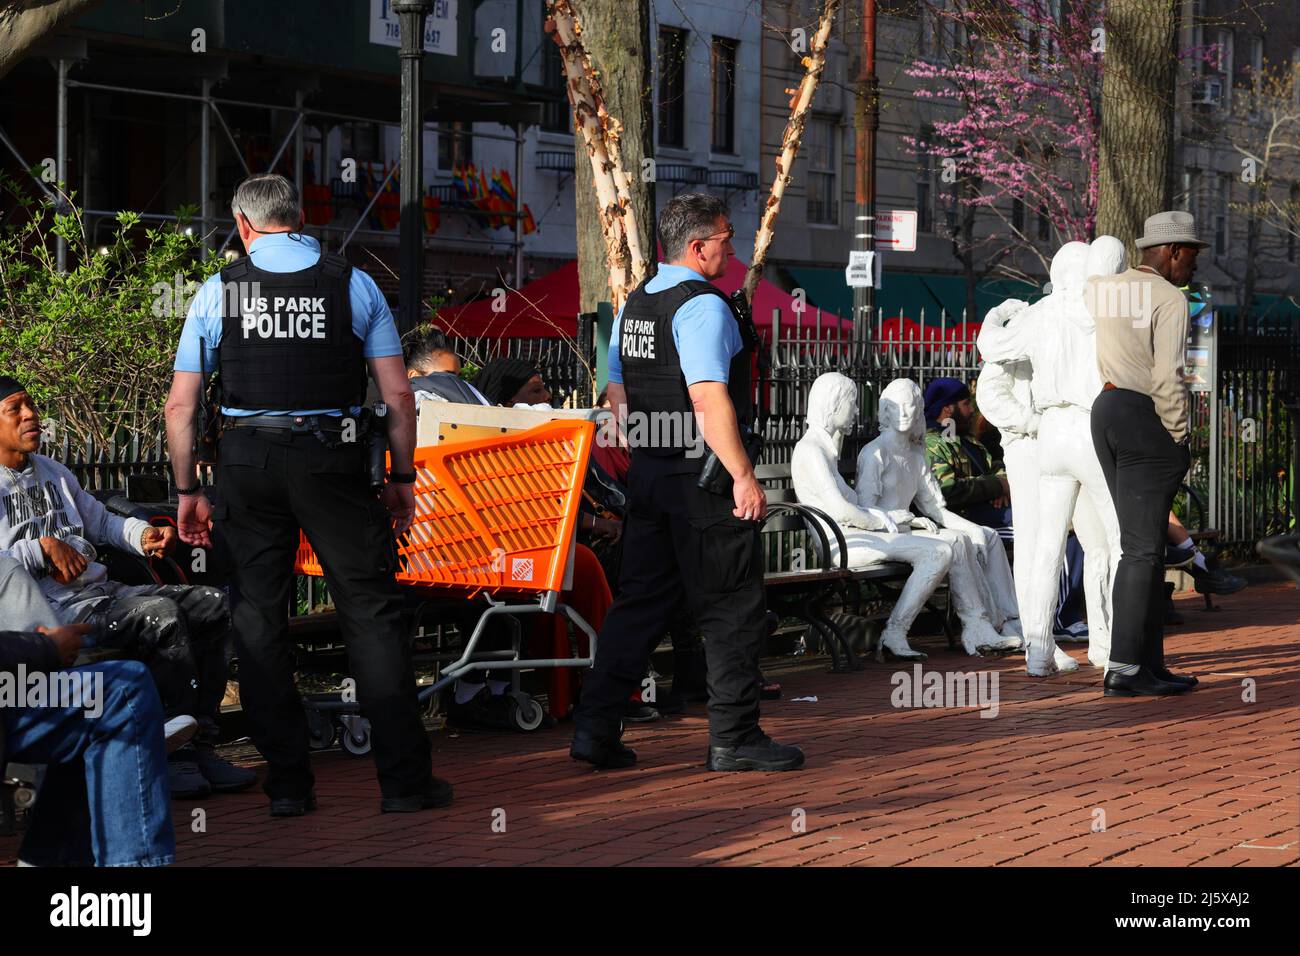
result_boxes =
[1087,267,1189,442]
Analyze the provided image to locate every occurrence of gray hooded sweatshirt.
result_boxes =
[0,454,150,623]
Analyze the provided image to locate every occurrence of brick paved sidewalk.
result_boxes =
[5,585,1297,867]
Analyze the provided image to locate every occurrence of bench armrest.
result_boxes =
[760,502,849,573]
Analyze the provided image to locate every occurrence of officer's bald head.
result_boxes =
[232,174,301,231]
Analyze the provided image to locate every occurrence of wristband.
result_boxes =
[175,482,202,496]
[387,471,417,485]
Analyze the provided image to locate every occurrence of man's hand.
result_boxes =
[177,493,214,548]
[141,525,177,556]
[40,536,88,584]
[592,516,623,543]
[37,623,91,666]
[911,516,940,534]
[380,482,416,536]
[732,474,767,522]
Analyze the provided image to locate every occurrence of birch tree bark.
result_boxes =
[548,0,654,313]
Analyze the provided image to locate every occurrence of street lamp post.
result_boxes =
[852,0,878,327]
[395,0,431,335]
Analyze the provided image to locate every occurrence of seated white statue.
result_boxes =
[856,378,1023,654]
[977,238,1125,676]
[790,372,1019,659]
[792,373,946,659]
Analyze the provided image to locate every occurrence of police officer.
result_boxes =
[570,193,804,772]
[165,173,451,815]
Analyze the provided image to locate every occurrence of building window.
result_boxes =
[437,122,473,171]
[711,36,737,154]
[915,131,934,233]
[341,123,381,163]
[806,116,837,225]
[658,27,688,149]
[1214,175,1231,257]
[1037,204,1051,242]
[1216,29,1234,107]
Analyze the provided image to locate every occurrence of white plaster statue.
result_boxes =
[977,238,1126,677]
[792,375,1021,657]
[977,294,1096,676]
[792,373,949,659]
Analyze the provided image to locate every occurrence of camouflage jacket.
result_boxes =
[923,428,1006,510]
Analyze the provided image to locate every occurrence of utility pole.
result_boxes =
[395,0,431,335]
[852,0,878,325]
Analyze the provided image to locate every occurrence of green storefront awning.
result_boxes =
[786,266,1040,323]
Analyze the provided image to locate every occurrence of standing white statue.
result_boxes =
[977,238,1126,676]
[852,377,1021,655]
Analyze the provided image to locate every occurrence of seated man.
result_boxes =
[0,376,253,799]
[2,621,190,866]
[923,377,1087,638]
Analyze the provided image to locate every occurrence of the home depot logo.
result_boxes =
[511,557,534,582]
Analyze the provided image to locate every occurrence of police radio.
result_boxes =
[363,403,389,491]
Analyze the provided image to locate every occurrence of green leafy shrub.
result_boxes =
[0,174,224,448]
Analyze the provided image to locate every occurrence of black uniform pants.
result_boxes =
[213,427,433,800]
[1090,388,1191,670]
[574,451,766,748]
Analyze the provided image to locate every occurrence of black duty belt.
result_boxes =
[223,414,346,434]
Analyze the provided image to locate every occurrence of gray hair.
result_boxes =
[231,173,301,230]
[659,192,730,262]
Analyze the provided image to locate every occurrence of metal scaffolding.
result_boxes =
[6,56,531,306]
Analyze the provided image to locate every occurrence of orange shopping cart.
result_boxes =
[294,418,600,751]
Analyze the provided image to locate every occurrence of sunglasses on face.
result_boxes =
[695,225,735,245]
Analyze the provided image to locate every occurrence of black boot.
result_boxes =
[707,733,805,771]
[570,717,636,769]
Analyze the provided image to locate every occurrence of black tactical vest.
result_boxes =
[618,279,756,458]
[217,252,365,411]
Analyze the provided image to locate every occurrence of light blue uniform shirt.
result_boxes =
[174,232,401,416]
[608,264,741,387]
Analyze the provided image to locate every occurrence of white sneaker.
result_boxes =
[164,715,199,755]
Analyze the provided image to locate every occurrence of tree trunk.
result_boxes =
[1095,0,1179,258]
[0,0,102,79]
[567,0,655,313]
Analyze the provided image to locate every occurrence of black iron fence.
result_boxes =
[48,306,1296,557]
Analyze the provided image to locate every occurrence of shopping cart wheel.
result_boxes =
[509,695,544,732]
[306,709,338,751]
[339,715,373,756]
